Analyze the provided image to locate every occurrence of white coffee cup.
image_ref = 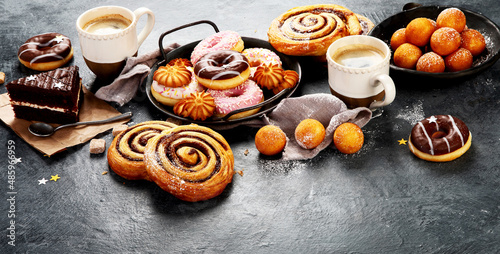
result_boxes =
[76,6,155,80]
[326,35,396,109]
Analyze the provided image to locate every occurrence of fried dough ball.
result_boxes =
[390,28,407,50]
[416,52,445,73]
[461,29,486,56]
[405,18,436,47]
[255,125,287,156]
[445,48,473,72]
[430,27,461,56]
[436,8,467,33]
[295,119,325,150]
[333,123,364,154]
[393,43,423,69]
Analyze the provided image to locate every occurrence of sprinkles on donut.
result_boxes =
[18,33,73,71]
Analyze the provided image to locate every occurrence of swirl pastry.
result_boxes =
[107,121,178,180]
[268,4,374,56]
[144,124,234,202]
[153,65,192,88]
[253,63,284,90]
[173,91,216,121]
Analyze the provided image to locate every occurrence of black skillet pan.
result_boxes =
[369,4,500,80]
[145,20,301,126]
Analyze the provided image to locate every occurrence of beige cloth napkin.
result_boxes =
[0,87,130,156]
[95,43,180,106]
[236,93,373,161]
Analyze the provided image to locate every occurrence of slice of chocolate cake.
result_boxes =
[6,65,82,124]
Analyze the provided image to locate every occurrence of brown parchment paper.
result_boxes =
[0,87,130,156]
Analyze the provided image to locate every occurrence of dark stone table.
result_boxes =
[1,0,499,253]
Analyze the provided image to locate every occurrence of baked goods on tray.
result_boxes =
[6,65,82,124]
[267,4,374,57]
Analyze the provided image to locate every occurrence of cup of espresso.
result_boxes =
[76,6,155,80]
[326,35,396,109]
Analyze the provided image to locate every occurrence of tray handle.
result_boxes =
[158,20,220,61]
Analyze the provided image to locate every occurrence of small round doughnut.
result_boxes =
[436,8,466,33]
[18,33,73,71]
[255,125,287,156]
[461,29,486,56]
[194,50,250,90]
[206,79,264,120]
[333,122,364,154]
[445,48,473,72]
[294,119,326,150]
[416,52,445,73]
[430,27,461,56]
[190,30,244,64]
[405,18,436,47]
[393,43,422,69]
[409,115,471,162]
[390,28,407,51]
[151,67,205,106]
[242,48,282,68]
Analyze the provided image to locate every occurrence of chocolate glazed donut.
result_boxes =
[144,124,234,202]
[410,115,469,155]
[194,50,250,90]
[18,33,73,71]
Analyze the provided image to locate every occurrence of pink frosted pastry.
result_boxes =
[206,79,263,120]
[190,30,244,64]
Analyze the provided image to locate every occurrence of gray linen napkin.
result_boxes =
[95,43,180,106]
[234,93,373,161]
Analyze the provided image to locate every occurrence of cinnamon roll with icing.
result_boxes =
[107,121,178,181]
[144,124,234,202]
[268,4,374,57]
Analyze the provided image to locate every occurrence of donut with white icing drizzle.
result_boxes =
[409,115,472,162]
[194,50,250,90]
[18,33,73,71]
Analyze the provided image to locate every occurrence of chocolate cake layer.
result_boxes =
[7,66,81,110]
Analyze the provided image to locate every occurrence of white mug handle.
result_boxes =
[133,7,155,48]
[369,73,396,108]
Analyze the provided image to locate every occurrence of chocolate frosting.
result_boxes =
[194,50,249,80]
[410,115,470,155]
[18,33,72,63]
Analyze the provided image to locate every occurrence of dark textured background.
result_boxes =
[1,0,500,253]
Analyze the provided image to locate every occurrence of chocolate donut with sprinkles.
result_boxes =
[194,50,250,90]
[408,115,471,162]
[18,33,74,71]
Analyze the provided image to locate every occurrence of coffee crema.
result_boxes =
[332,44,385,68]
[83,14,131,35]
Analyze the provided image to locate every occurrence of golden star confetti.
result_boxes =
[50,174,61,182]
[398,138,408,145]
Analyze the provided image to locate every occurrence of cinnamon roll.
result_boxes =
[144,124,234,202]
[107,121,178,181]
[268,4,374,56]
